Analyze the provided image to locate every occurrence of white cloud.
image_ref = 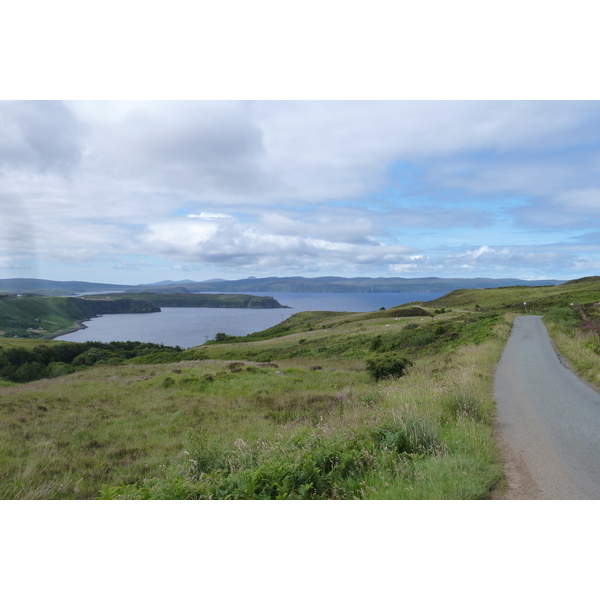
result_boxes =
[136,216,416,273]
[2,100,600,281]
[187,212,233,219]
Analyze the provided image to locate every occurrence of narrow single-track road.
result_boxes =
[495,315,600,499]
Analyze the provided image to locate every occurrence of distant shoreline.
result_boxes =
[45,319,91,340]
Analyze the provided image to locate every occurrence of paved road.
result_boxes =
[494,315,600,499]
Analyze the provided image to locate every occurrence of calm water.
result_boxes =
[57,292,443,348]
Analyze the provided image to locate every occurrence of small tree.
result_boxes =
[365,353,413,382]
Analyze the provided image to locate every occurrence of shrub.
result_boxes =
[411,332,435,347]
[213,332,236,342]
[365,353,413,381]
[544,306,580,326]
[72,348,113,366]
[370,335,383,351]
[47,361,75,378]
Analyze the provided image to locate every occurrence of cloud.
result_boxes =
[188,212,233,219]
[0,101,85,174]
[138,216,416,272]
[512,189,600,229]
[388,243,589,278]
[71,101,271,195]
[2,100,600,280]
[258,212,379,244]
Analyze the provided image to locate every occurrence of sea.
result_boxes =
[56,292,444,348]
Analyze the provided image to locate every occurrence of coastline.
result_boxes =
[44,319,91,340]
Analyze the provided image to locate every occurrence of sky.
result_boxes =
[2,99,600,284]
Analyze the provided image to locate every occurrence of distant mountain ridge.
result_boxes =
[0,275,566,296]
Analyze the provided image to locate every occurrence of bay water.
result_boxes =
[57,292,443,348]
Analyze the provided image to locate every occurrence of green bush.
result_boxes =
[544,306,580,326]
[365,353,413,381]
[411,332,435,347]
[370,335,383,351]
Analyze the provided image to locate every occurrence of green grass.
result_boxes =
[0,302,509,499]
[543,302,600,391]
[423,276,600,313]
[8,276,599,500]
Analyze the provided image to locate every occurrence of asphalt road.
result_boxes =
[494,315,600,499]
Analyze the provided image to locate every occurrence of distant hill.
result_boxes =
[0,275,566,296]
[137,275,565,294]
[0,295,160,338]
[0,279,128,295]
[140,279,198,286]
[90,292,288,309]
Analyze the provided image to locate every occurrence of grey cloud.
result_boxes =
[258,212,379,245]
[0,101,85,173]
[511,191,600,230]
[85,102,271,194]
[252,101,600,202]
[138,217,416,272]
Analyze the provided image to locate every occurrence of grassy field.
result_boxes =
[3,276,599,500]
[422,275,600,313]
[0,305,509,499]
[420,276,600,391]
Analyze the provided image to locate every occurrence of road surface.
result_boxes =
[494,315,600,499]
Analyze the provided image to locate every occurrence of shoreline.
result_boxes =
[44,319,91,340]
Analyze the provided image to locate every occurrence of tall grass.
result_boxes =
[0,309,510,499]
[544,318,600,390]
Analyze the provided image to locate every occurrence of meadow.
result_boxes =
[0,305,508,499]
[3,276,599,500]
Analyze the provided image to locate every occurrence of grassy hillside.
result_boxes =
[90,292,287,309]
[0,296,159,338]
[0,278,128,295]
[421,277,600,312]
[2,276,598,500]
[0,302,508,499]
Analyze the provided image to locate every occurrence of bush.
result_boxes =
[544,306,580,326]
[213,332,236,342]
[365,353,413,381]
[47,361,75,378]
[411,332,435,347]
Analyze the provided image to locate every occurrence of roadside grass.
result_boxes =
[0,306,509,500]
[543,305,600,391]
[100,316,509,500]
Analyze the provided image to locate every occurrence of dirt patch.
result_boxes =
[492,426,539,500]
